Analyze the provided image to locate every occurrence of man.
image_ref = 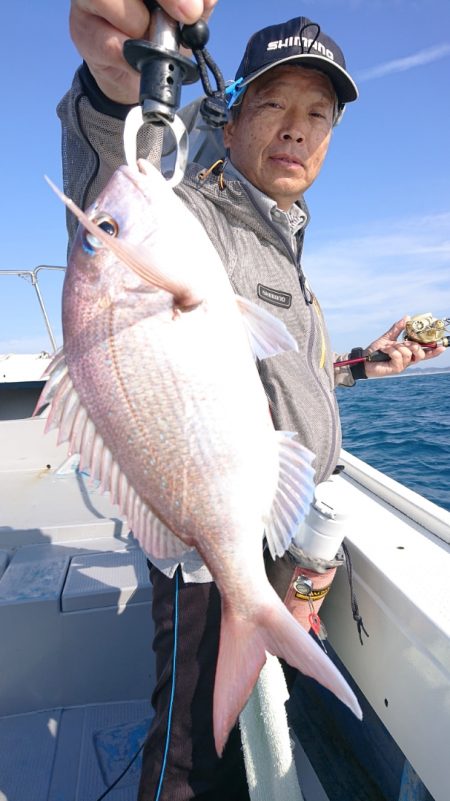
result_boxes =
[61,3,444,799]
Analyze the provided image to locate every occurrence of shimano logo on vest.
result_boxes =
[257,284,292,309]
[267,37,334,61]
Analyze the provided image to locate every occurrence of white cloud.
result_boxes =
[357,43,450,82]
[3,213,449,367]
[0,334,61,355]
[303,212,450,365]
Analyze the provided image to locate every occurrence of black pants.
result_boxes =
[138,565,250,801]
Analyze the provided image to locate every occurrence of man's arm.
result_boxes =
[334,317,446,387]
[70,0,217,104]
[363,317,446,378]
[59,0,217,248]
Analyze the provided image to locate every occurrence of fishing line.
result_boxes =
[92,742,146,801]
[154,568,180,801]
[91,570,180,801]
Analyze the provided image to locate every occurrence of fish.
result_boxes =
[38,160,362,755]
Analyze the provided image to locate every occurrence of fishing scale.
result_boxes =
[122,1,227,186]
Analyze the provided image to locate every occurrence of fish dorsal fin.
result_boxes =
[34,352,191,560]
[236,296,298,360]
[264,432,315,559]
[45,177,204,311]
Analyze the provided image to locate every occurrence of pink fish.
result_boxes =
[38,161,361,754]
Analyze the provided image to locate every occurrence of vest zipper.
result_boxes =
[241,188,339,480]
[312,297,327,369]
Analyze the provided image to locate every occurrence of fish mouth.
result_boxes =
[125,158,154,184]
[136,159,154,177]
[117,160,154,196]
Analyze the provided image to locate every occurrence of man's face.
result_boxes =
[223,66,335,210]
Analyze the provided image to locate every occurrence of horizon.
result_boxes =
[1,0,449,369]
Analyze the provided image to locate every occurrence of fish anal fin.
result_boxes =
[236,295,298,360]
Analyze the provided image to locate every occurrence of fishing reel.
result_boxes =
[334,312,449,369]
[367,312,450,362]
[404,313,450,347]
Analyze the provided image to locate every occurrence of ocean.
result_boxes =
[336,371,450,513]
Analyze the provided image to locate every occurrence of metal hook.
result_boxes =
[123,106,188,188]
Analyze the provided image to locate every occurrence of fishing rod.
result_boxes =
[334,313,450,368]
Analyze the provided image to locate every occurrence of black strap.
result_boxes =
[342,542,369,645]
[349,347,368,381]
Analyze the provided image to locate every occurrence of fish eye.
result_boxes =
[83,213,119,254]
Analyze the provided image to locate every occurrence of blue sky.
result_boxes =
[1,0,449,367]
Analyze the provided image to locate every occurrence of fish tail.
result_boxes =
[213,592,362,756]
[213,607,267,757]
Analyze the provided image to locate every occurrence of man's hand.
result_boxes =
[364,316,446,378]
[70,0,218,104]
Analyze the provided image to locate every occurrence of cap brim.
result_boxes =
[240,53,358,104]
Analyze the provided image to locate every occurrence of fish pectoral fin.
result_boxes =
[36,349,189,561]
[235,295,298,360]
[45,176,203,310]
[265,432,316,559]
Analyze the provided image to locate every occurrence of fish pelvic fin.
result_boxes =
[36,351,190,560]
[236,295,298,360]
[214,591,362,756]
[264,432,316,560]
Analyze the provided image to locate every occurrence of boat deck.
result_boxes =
[0,697,338,801]
[0,700,151,801]
[0,389,449,801]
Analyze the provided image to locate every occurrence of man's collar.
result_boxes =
[224,159,308,235]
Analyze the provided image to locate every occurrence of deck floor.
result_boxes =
[0,700,152,801]
[0,680,410,801]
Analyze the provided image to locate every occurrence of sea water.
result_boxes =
[336,371,450,513]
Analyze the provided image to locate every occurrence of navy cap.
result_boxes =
[231,17,358,108]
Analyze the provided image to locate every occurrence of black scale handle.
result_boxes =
[123,1,209,121]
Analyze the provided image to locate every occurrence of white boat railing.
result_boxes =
[340,449,450,547]
[0,265,65,353]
